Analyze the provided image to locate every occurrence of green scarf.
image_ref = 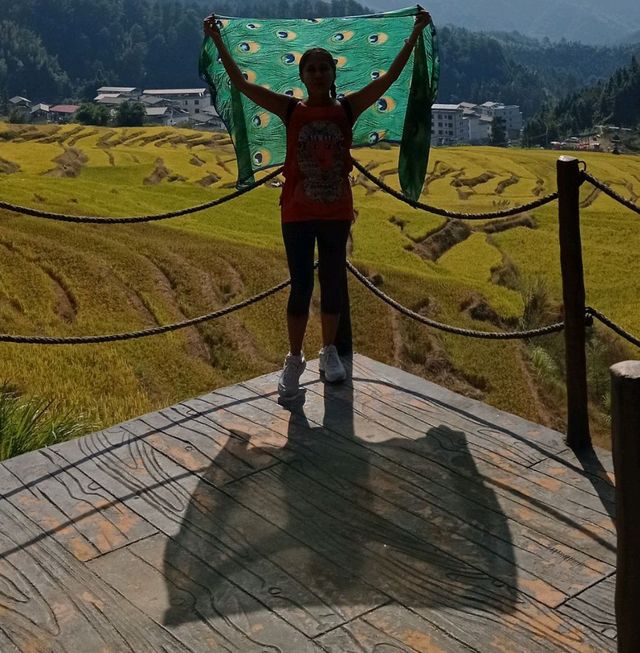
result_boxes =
[199,6,439,201]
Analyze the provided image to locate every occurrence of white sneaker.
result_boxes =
[319,345,346,383]
[277,353,306,398]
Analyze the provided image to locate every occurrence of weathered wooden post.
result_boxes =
[610,361,640,652]
[557,156,591,449]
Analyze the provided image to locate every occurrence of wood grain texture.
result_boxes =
[316,602,475,652]
[89,533,325,652]
[1,354,617,652]
[0,467,189,652]
[44,431,389,638]
[2,448,156,561]
[559,575,617,640]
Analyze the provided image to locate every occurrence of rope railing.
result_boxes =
[346,261,566,340]
[1,156,637,355]
[0,272,295,345]
[0,167,284,224]
[2,261,637,352]
[581,172,640,216]
[587,307,640,349]
[351,159,560,220]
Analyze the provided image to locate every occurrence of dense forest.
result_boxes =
[0,0,370,102]
[1,0,639,131]
[524,55,640,144]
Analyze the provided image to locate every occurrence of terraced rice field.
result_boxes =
[1,122,639,451]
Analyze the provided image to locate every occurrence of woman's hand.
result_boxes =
[203,14,220,39]
[412,9,431,35]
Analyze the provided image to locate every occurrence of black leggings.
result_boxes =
[281,220,351,316]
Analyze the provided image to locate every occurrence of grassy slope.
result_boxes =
[1,122,639,448]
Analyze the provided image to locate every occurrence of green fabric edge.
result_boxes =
[399,23,439,201]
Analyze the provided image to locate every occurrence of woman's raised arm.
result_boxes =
[346,9,431,121]
[204,15,293,121]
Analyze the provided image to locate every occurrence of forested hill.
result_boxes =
[0,0,370,102]
[524,55,640,144]
[370,0,640,46]
[1,0,639,122]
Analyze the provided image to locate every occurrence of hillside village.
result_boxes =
[6,87,616,152]
[6,86,522,144]
[6,87,224,130]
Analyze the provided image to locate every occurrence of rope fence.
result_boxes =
[587,307,640,350]
[0,159,638,353]
[346,261,566,340]
[0,159,640,347]
[582,172,640,216]
[0,167,283,224]
[0,273,294,345]
[351,159,560,220]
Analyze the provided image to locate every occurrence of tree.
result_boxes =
[76,102,110,125]
[115,100,145,126]
[491,116,507,145]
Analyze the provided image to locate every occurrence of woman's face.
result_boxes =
[300,53,335,94]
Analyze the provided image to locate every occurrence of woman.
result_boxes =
[203,9,431,398]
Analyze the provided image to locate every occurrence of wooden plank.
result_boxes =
[316,602,475,652]
[46,437,389,637]
[225,466,615,652]
[531,454,615,516]
[274,364,615,552]
[559,575,617,640]
[348,354,569,457]
[308,357,574,476]
[109,403,281,486]
[237,374,616,576]
[2,448,156,561]
[89,533,323,652]
[49,387,281,493]
[0,471,191,652]
[292,368,616,538]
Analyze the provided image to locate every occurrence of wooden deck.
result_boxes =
[0,355,617,652]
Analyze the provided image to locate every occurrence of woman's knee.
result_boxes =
[287,282,313,315]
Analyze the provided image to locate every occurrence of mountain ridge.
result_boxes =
[369,0,640,45]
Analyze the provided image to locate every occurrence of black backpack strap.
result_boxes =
[338,97,354,126]
[284,98,298,126]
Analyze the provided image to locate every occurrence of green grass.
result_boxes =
[1,122,640,454]
[0,382,95,460]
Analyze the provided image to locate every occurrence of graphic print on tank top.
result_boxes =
[296,120,348,203]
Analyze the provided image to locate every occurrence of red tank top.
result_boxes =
[280,101,354,223]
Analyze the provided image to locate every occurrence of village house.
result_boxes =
[93,86,223,128]
[49,104,80,123]
[459,102,493,144]
[8,96,31,120]
[96,86,140,98]
[430,101,523,145]
[29,103,51,123]
[142,88,212,120]
[144,105,191,126]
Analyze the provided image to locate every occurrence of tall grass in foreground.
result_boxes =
[0,383,94,461]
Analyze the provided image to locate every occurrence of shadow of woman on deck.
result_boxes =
[161,365,518,645]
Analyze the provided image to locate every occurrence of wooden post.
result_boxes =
[557,156,591,449]
[610,361,640,652]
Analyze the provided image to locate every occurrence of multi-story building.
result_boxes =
[430,104,466,145]
[430,101,523,145]
[477,102,523,140]
[142,88,212,120]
